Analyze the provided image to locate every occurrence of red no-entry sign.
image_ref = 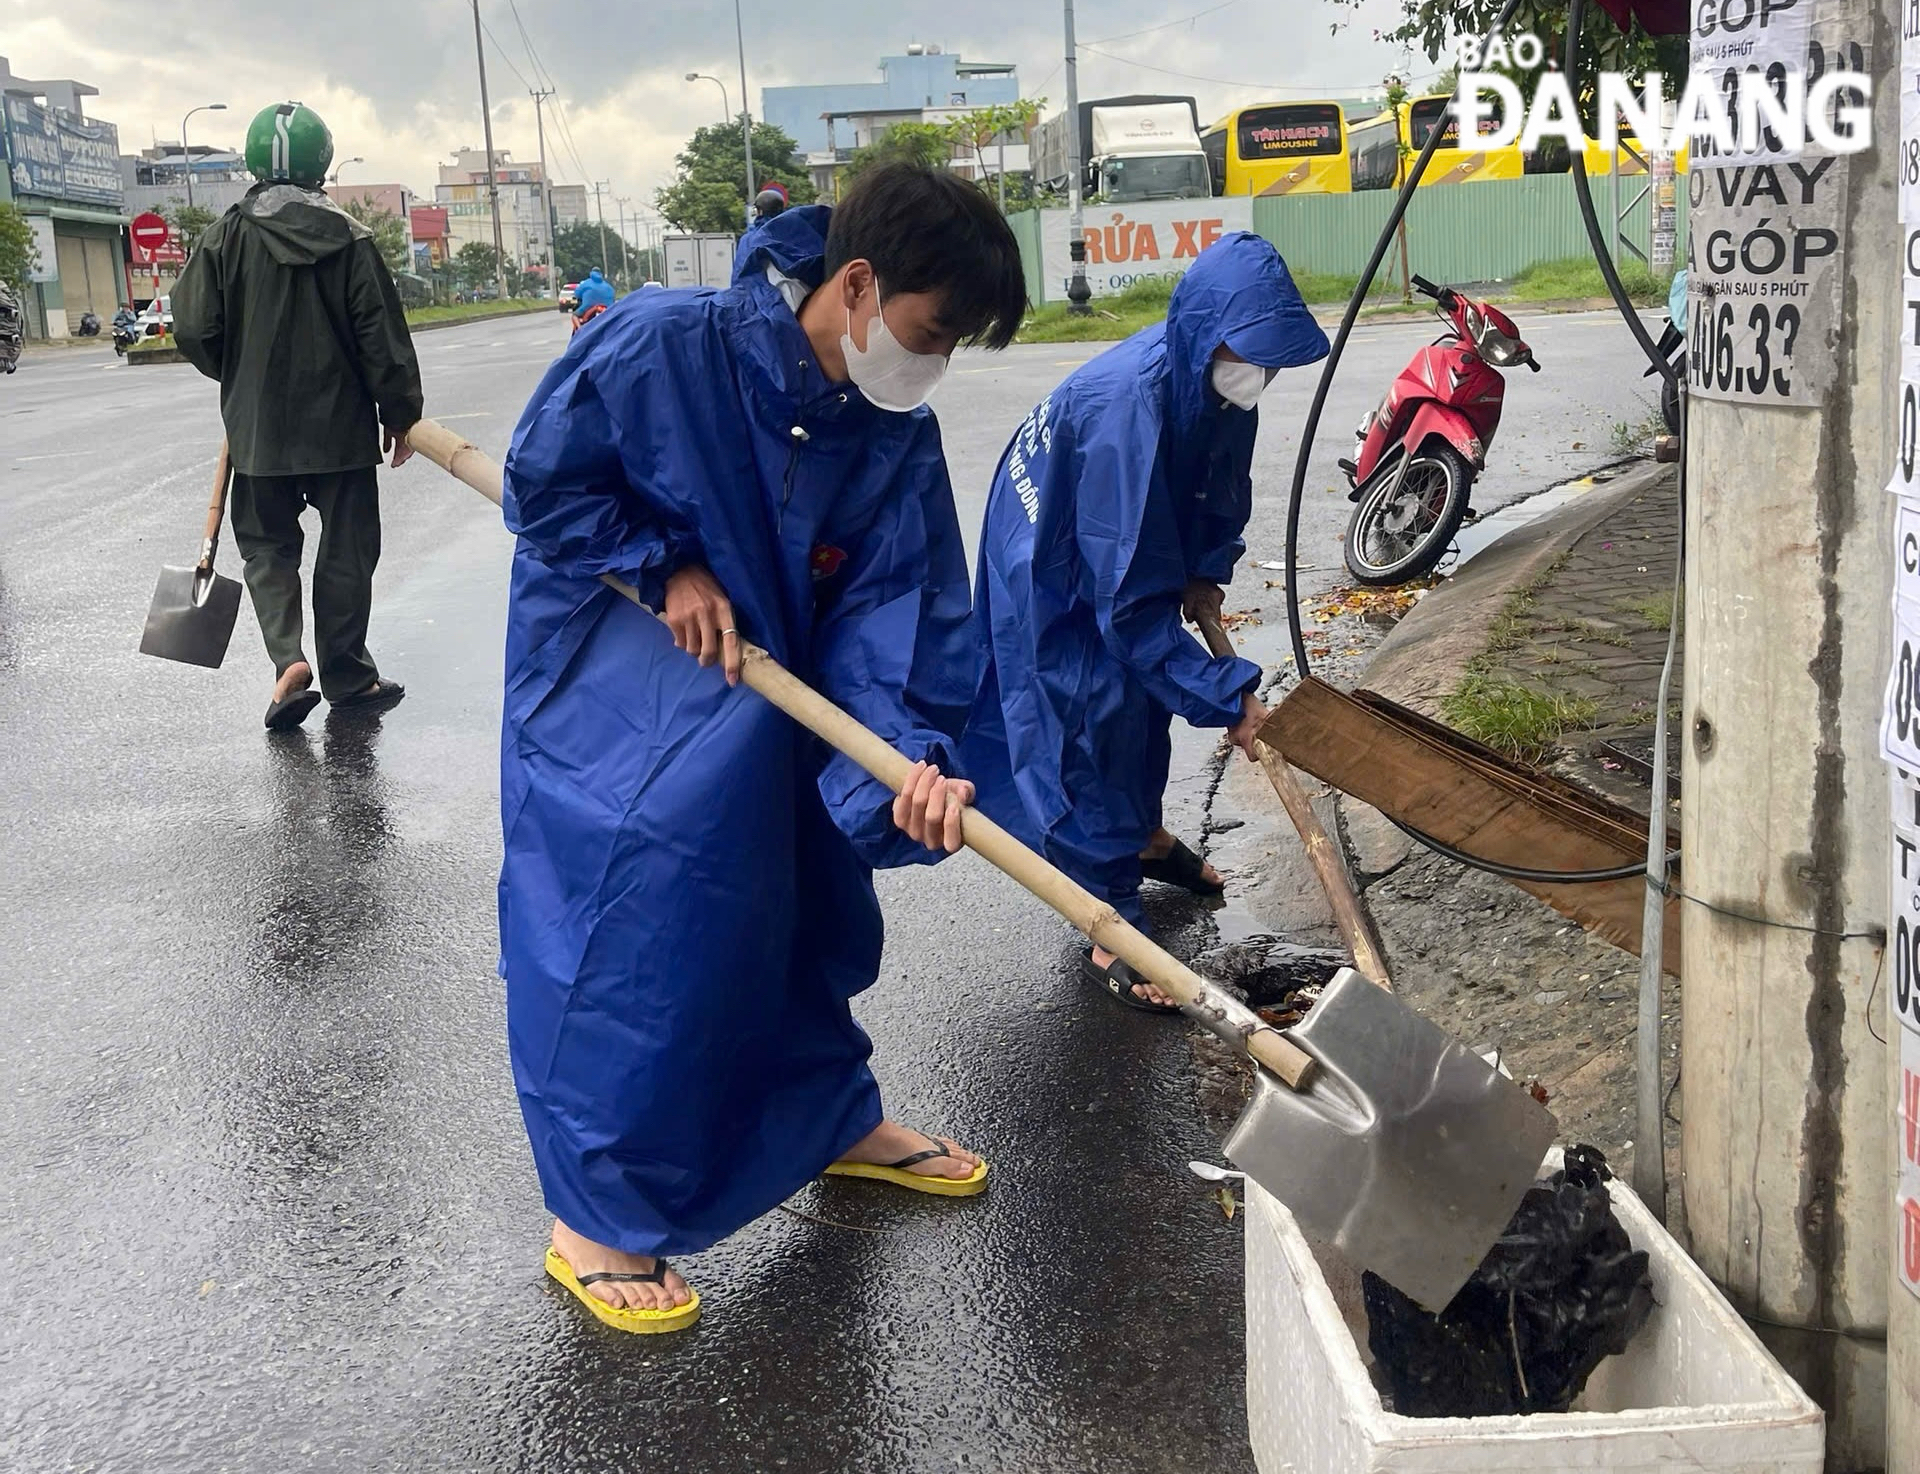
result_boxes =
[130,212,171,252]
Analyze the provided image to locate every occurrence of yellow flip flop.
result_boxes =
[544,1246,701,1334]
[824,1135,990,1197]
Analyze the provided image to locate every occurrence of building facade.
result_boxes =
[435,148,565,274]
[0,54,129,337]
[761,47,1025,202]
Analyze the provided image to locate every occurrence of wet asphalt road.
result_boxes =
[0,309,1653,1473]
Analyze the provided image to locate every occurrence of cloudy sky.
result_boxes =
[2,0,1444,223]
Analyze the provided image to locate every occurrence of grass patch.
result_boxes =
[1505,256,1667,307]
[1624,591,1677,630]
[1016,269,1362,343]
[126,333,177,355]
[1441,671,1600,764]
[404,297,548,328]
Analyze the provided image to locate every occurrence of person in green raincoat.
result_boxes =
[174,101,422,730]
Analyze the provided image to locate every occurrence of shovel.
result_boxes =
[1195,609,1390,987]
[406,418,1557,1311]
[138,442,243,669]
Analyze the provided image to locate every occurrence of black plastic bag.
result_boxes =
[1362,1144,1655,1417]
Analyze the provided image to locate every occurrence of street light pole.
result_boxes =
[179,103,227,213]
[733,0,757,230]
[1060,0,1090,315]
[327,157,365,188]
[685,73,730,129]
[470,0,509,302]
[615,197,632,288]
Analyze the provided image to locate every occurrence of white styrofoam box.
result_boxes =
[1245,1160,1825,1473]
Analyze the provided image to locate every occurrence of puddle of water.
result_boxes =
[1450,465,1623,569]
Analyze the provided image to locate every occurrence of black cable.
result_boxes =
[1278,0,1680,887]
[1563,0,1679,389]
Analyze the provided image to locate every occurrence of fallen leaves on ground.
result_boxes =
[1220,608,1263,631]
[1213,1185,1239,1221]
[1300,579,1439,626]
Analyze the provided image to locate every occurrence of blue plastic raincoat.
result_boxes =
[964,234,1329,923]
[499,205,974,1256]
[574,268,614,312]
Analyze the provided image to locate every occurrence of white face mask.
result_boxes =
[842,288,948,412]
[1211,358,1272,411]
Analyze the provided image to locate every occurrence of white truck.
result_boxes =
[1032,95,1211,204]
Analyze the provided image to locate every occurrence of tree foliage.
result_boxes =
[553,221,633,286]
[160,200,219,256]
[338,194,411,278]
[655,117,816,233]
[843,122,958,186]
[454,241,501,291]
[0,201,36,293]
[1331,0,1685,127]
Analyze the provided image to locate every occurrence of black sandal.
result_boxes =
[331,679,406,712]
[1139,837,1225,896]
[1081,948,1183,1014]
[263,688,321,731]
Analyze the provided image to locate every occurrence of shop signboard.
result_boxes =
[2,95,123,209]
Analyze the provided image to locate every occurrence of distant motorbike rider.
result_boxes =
[572,266,614,331]
[753,185,789,221]
[173,100,423,730]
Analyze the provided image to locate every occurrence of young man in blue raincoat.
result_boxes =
[499,164,1026,1333]
[965,234,1329,1012]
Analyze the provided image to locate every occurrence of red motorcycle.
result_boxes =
[1339,275,1540,586]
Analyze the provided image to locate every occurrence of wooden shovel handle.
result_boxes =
[406,417,1319,1089]
[1197,611,1393,991]
[197,441,232,569]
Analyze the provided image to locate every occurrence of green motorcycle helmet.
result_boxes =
[244,102,334,187]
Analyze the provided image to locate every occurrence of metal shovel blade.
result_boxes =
[138,563,242,669]
[1222,967,1557,1311]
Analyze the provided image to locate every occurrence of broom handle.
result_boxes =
[1196,611,1393,991]
[406,417,1316,1089]
[197,441,232,571]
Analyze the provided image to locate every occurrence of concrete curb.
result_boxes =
[406,304,558,335]
[126,347,186,366]
[1359,459,1672,719]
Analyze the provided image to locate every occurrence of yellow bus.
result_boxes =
[1345,94,1525,191]
[1203,102,1352,197]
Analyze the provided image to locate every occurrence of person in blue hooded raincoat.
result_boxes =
[964,234,1329,1013]
[499,164,1027,1334]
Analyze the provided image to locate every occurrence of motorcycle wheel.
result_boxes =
[1343,445,1473,587]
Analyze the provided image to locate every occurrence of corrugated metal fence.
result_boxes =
[1010,174,1689,306]
[1251,173,1677,285]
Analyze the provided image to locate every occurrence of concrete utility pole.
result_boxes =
[615,196,632,287]
[591,181,610,279]
[1681,0,1901,1464]
[470,0,509,301]
[732,0,756,230]
[1060,0,1090,315]
[529,86,555,296]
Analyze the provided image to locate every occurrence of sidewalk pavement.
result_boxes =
[1321,458,1685,1186]
[1363,459,1682,812]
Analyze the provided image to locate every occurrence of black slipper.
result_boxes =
[1081,948,1183,1014]
[331,679,406,712]
[263,689,322,731]
[1139,837,1225,896]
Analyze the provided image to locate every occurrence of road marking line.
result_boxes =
[11,449,94,462]
[435,412,494,421]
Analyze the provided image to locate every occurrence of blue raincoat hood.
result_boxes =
[733,203,832,293]
[1164,232,1328,479]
